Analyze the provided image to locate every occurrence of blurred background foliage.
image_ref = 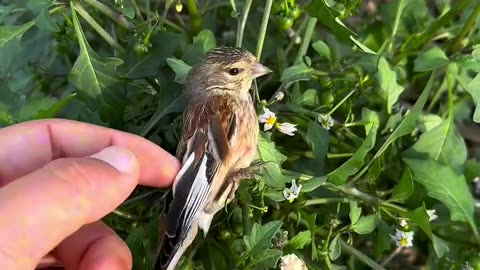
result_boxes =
[1,0,480,269]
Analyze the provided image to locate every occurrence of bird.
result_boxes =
[155,46,272,270]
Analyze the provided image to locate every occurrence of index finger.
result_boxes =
[0,119,180,187]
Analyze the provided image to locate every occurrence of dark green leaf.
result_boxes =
[0,20,35,48]
[300,176,327,192]
[351,214,379,234]
[300,89,320,106]
[34,6,59,32]
[404,204,432,238]
[414,47,449,72]
[329,234,341,260]
[280,62,313,83]
[166,58,192,84]
[374,220,392,259]
[391,168,414,203]
[349,201,362,225]
[247,249,282,269]
[304,0,355,41]
[312,40,331,61]
[306,121,329,173]
[243,221,282,258]
[140,95,186,137]
[193,29,217,53]
[289,231,311,250]
[36,93,78,119]
[375,57,404,113]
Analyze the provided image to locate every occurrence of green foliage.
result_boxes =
[2,0,480,269]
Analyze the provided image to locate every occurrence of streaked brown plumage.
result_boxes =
[155,47,272,270]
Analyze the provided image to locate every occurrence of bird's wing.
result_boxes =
[158,97,237,269]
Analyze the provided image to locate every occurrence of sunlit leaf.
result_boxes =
[432,234,450,258]
[166,58,192,84]
[349,201,362,225]
[414,47,449,72]
[312,40,331,61]
[193,29,217,53]
[375,57,404,114]
[329,234,341,260]
[304,0,355,41]
[467,73,480,123]
[289,231,312,250]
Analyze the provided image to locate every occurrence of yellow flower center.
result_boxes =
[266,116,276,126]
[400,238,408,247]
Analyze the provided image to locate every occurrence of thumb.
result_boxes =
[0,146,139,270]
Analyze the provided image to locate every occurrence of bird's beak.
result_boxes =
[252,62,273,78]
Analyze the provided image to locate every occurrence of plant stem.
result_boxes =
[339,239,387,270]
[73,2,124,52]
[83,0,134,30]
[327,153,354,159]
[385,0,405,54]
[255,0,273,60]
[185,0,202,35]
[380,247,403,267]
[326,88,356,116]
[447,1,480,54]
[236,0,253,47]
[294,16,317,64]
[304,198,349,206]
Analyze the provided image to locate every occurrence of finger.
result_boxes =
[0,118,180,187]
[0,147,138,270]
[52,221,131,270]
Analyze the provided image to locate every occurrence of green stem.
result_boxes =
[304,198,349,206]
[185,0,202,35]
[326,88,356,116]
[83,0,134,30]
[236,0,253,47]
[385,0,405,54]
[73,2,124,52]
[447,1,480,54]
[327,153,354,159]
[255,0,273,60]
[241,202,252,234]
[392,0,471,65]
[294,16,317,64]
[111,209,144,220]
[339,239,387,270]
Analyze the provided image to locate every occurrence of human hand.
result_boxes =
[0,119,180,270]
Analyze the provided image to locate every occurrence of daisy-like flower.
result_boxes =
[427,209,438,221]
[390,229,414,248]
[283,179,302,203]
[318,114,334,130]
[279,253,307,270]
[259,107,277,131]
[277,122,298,136]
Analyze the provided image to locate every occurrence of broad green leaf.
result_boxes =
[432,234,450,258]
[349,201,362,225]
[280,62,313,83]
[247,249,282,269]
[464,159,480,183]
[404,204,432,238]
[467,73,480,123]
[34,6,59,32]
[374,220,392,259]
[328,123,378,185]
[414,47,449,72]
[193,29,216,53]
[289,231,311,250]
[300,89,320,106]
[306,121,329,172]
[17,96,57,120]
[140,95,186,137]
[417,114,443,132]
[0,21,35,48]
[403,157,474,225]
[381,112,402,134]
[361,108,381,134]
[257,135,287,164]
[68,6,124,98]
[405,119,467,173]
[351,214,379,234]
[166,58,192,84]
[375,57,404,113]
[262,163,291,188]
[304,0,355,41]
[300,176,327,192]
[312,40,331,61]
[243,221,282,258]
[36,94,78,119]
[329,234,341,260]
[391,168,414,203]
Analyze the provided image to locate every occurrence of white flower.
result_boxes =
[390,229,414,248]
[283,179,302,203]
[259,107,277,131]
[277,122,298,136]
[318,114,334,130]
[399,219,408,228]
[427,209,438,221]
[274,91,285,101]
[279,253,307,270]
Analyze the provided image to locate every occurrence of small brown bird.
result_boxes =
[155,47,272,270]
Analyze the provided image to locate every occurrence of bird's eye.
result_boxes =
[227,68,240,76]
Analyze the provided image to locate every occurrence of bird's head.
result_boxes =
[185,47,272,98]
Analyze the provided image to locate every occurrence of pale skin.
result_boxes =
[0,119,180,270]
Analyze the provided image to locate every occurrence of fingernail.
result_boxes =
[89,146,138,174]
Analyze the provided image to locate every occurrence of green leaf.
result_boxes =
[405,119,467,173]
[467,73,480,123]
[414,47,449,72]
[375,57,404,113]
[0,20,35,48]
[350,36,376,54]
[257,135,287,164]
[304,0,355,41]
[36,93,78,119]
[306,121,329,173]
[404,204,432,238]
[300,89,320,106]
[17,96,57,121]
[300,176,327,192]
[68,6,124,98]
[243,221,282,258]
[349,201,362,225]
[403,157,475,225]
[312,40,331,61]
[280,62,313,83]
[289,231,311,250]
[329,234,341,260]
[257,136,289,188]
[391,168,414,203]
[247,249,282,269]
[140,95,186,137]
[374,220,392,259]
[166,58,192,84]
[351,214,379,234]
[193,29,217,53]
[34,6,59,32]
[328,123,378,185]
[432,234,450,258]
[262,162,291,188]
